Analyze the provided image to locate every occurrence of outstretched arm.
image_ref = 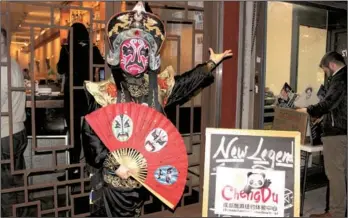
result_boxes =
[165,48,232,108]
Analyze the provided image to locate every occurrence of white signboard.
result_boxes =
[214,167,285,217]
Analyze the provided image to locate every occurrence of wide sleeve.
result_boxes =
[81,89,109,169]
[57,45,69,75]
[165,60,217,108]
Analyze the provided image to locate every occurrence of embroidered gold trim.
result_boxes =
[206,60,216,71]
[156,66,175,106]
[135,208,141,217]
[84,76,117,107]
[85,66,175,108]
[103,173,142,189]
[103,152,141,189]
[124,76,149,98]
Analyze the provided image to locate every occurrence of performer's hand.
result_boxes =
[296,108,307,113]
[209,48,233,64]
[115,165,131,180]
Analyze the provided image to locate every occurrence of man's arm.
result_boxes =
[307,79,345,118]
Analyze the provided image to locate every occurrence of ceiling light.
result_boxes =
[11,42,27,45]
[28,11,51,17]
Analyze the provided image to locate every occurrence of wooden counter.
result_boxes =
[26,94,64,109]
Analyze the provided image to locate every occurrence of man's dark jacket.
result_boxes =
[307,66,347,136]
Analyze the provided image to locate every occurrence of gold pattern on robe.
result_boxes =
[85,77,117,107]
[156,66,175,106]
[84,66,176,108]
[206,61,216,71]
[103,153,141,189]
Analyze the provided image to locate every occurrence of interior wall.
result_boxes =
[161,23,193,74]
[161,22,200,107]
[297,26,326,93]
[10,44,29,70]
[10,37,61,80]
[265,2,328,95]
[31,37,61,80]
[265,2,293,94]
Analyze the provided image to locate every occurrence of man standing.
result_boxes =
[297,51,347,217]
[1,28,28,217]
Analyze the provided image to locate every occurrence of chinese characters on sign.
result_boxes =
[214,167,285,217]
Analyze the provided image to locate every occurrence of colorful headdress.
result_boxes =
[106,1,166,71]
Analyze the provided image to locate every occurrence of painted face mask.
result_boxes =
[120,38,150,76]
[154,165,179,185]
[144,128,168,152]
[112,114,133,142]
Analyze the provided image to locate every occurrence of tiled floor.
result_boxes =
[303,187,327,217]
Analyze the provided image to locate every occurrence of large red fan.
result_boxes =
[85,102,188,209]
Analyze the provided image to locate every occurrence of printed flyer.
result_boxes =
[277,83,297,108]
[214,167,285,217]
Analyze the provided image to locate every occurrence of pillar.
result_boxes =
[220,2,240,128]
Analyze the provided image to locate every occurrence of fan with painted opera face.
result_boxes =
[84,102,188,209]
